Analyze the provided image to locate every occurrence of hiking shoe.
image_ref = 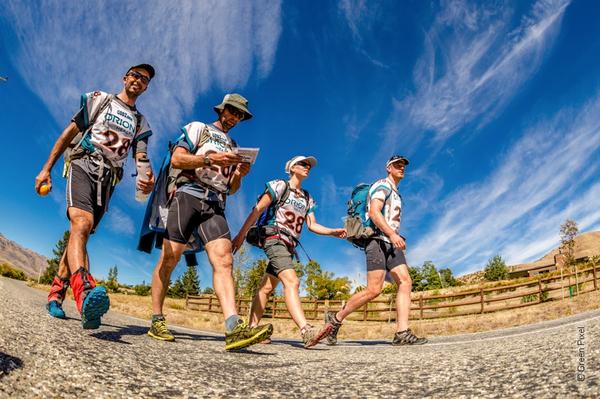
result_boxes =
[392,329,428,345]
[225,320,273,351]
[301,324,332,348]
[324,311,342,346]
[81,286,110,329]
[46,300,66,319]
[147,318,175,342]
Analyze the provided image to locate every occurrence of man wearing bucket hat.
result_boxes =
[324,155,427,345]
[35,63,156,329]
[148,93,274,350]
[232,155,346,348]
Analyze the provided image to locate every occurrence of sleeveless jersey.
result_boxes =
[366,177,402,243]
[264,180,316,243]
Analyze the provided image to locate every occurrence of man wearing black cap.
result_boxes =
[147,93,273,350]
[35,64,156,329]
[324,155,427,345]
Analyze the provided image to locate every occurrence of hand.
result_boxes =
[137,170,155,194]
[35,169,52,195]
[209,152,244,167]
[235,162,251,177]
[331,228,347,239]
[232,233,245,254]
[389,233,406,250]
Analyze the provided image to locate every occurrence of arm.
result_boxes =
[170,147,244,170]
[231,193,273,253]
[228,162,251,195]
[306,213,346,238]
[35,121,80,193]
[369,198,405,249]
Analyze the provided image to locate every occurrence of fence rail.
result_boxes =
[186,264,600,321]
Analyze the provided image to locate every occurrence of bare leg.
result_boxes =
[57,250,71,279]
[389,264,412,332]
[205,238,237,319]
[66,207,94,274]
[249,274,279,327]
[336,270,385,322]
[151,239,186,315]
[278,269,308,329]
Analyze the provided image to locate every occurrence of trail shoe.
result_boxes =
[324,311,342,346]
[148,318,175,342]
[46,300,66,319]
[392,329,428,345]
[301,324,332,349]
[225,320,273,351]
[80,286,110,330]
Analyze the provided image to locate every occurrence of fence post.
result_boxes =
[363,303,368,321]
[419,295,423,320]
[479,286,484,314]
[538,278,543,303]
[592,264,598,291]
[272,297,277,319]
[388,297,393,323]
[314,300,319,320]
[185,294,189,309]
[208,296,213,312]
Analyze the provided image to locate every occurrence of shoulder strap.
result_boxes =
[275,180,291,208]
[301,189,311,216]
[196,123,211,150]
[72,94,113,150]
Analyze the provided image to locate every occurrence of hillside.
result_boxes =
[0,233,47,278]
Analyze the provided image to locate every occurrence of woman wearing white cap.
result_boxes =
[232,155,346,348]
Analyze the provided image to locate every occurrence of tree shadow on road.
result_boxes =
[0,352,23,379]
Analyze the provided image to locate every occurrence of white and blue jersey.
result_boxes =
[262,179,316,243]
[366,177,402,243]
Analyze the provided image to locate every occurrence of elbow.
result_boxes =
[170,155,183,169]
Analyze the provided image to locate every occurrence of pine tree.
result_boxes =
[181,266,200,296]
[484,255,508,281]
[39,231,70,284]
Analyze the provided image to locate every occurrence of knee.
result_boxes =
[399,274,412,291]
[213,254,233,273]
[365,286,382,300]
[284,277,300,292]
[70,217,93,237]
[259,284,274,296]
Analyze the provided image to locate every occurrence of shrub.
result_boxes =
[0,263,27,281]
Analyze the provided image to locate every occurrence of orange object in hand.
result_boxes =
[39,184,50,196]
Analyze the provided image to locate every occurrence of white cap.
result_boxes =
[285,155,318,174]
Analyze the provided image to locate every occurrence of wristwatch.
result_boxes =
[203,155,212,166]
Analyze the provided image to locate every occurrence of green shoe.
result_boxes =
[147,318,175,342]
[225,320,273,351]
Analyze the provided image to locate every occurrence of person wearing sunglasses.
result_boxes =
[324,155,427,346]
[147,93,274,350]
[232,155,347,348]
[35,63,156,329]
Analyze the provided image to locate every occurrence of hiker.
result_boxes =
[324,155,427,345]
[35,64,156,328]
[232,155,346,348]
[147,93,273,350]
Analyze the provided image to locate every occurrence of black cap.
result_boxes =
[386,155,410,168]
[127,64,155,80]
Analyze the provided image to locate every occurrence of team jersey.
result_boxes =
[263,180,316,244]
[366,177,402,243]
[74,91,152,168]
[176,121,237,195]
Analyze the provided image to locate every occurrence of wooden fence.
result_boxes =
[186,264,600,322]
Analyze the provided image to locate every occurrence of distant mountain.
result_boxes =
[0,233,48,278]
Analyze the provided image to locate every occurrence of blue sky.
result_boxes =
[2,0,600,288]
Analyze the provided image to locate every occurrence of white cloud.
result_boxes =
[0,0,282,142]
[106,206,135,236]
[409,91,600,273]
[377,0,570,157]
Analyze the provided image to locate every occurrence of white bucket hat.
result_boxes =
[285,155,318,174]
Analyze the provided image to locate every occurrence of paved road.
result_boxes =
[0,276,598,398]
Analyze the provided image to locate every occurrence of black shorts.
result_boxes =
[164,191,231,245]
[66,162,115,232]
[365,239,407,272]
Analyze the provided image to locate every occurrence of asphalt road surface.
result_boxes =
[0,276,598,398]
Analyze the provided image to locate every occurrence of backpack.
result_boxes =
[344,182,392,248]
[245,180,310,248]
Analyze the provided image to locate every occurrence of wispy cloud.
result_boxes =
[378,0,570,155]
[106,206,135,236]
[410,91,600,274]
[0,0,282,142]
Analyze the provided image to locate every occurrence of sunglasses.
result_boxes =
[127,71,150,85]
[225,105,245,120]
[296,161,311,168]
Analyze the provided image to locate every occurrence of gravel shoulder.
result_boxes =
[1,276,598,398]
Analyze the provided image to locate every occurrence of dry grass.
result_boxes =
[30,282,600,340]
